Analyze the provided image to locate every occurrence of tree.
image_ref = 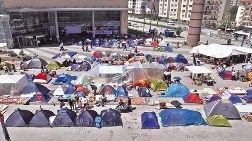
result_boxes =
[175,27,183,37]
[229,6,238,22]
[217,6,238,29]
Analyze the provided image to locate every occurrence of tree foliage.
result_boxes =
[175,27,183,36]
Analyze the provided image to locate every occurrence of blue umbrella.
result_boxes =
[52,52,77,59]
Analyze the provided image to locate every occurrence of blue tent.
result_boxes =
[52,52,77,59]
[53,109,77,127]
[127,40,136,48]
[6,109,34,127]
[159,59,166,64]
[138,87,152,97]
[64,85,76,95]
[159,109,207,127]
[145,54,152,61]
[164,30,175,37]
[246,89,252,96]
[21,83,42,96]
[35,83,49,95]
[93,39,100,47]
[53,74,77,85]
[76,110,99,127]
[71,64,79,71]
[137,40,145,45]
[229,95,242,104]
[175,54,188,64]
[31,94,49,102]
[75,91,85,97]
[164,83,190,97]
[165,46,173,52]
[100,109,123,127]
[208,95,222,103]
[141,112,160,129]
[116,86,128,97]
[29,110,55,127]
[26,74,35,83]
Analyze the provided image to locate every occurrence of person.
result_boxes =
[206,40,209,45]
[3,65,8,73]
[123,43,127,51]
[134,46,138,53]
[68,99,74,110]
[41,65,44,72]
[85,44,89,52]
[12,64,16,72]
[0,57,2,63]
[127,97,132,111]
[232,70,236,81]
[50,37,53,44]
[236,70,240,81]
[116,99,125,110]
[72,59,76,64]
[60,101,65,108]
[82,45,85,52]
[59,42,64,51]
[81,96,88,108]
[177,42,180,48]
[227,39,231,45]
[37,40,41,46]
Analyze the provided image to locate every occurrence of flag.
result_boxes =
[152,0,156,14]
[145,4,151,13]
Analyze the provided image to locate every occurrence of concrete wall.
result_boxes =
[3,0,128,8]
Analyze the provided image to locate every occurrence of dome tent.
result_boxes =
[141,112,160,129]
[29,110,55,127]
[6,109,34,127]
[76,110,99,127]
[164,83,190,97]
[100,108,123,127]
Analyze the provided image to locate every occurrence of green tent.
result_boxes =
[46,61,61,70]
[81,76,91,86]
[0,62,12,71]
[207,115,231,127]
[151,79,168,91]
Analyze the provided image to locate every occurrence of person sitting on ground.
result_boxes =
[116,99,125,110]
[68,99,74,110]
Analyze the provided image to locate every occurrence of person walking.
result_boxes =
[59,42,64,51]
[177,42,180,48]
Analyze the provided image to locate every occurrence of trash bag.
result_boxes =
[95,116,102,129]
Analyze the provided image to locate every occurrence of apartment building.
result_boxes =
[235,0,252,27]
[230,0,240,7]
[202,0,231,27]
[128,0,159,15]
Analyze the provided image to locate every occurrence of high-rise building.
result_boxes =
[202,0,231,27]
[230,0,240,7]
[235,0,252,28]
[128,0,159,15]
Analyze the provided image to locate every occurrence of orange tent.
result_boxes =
[151,41,158,47]
[76,86,89,94]
[128,57,135,63]
[132,80,151,88]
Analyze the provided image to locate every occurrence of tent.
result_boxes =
[31,94,49,102]
[71,64,79,71]
[98,85,116,96]
[76,110,99,127]
[175,55,188,64]
[20,83,39,97]
[151,79,168,91]
[93,51,103,58]
[229,94,243,104]
[204,99,241,119]
[6,109,34,127]
[183,93,203,104]
[208,94,222,103]
[46,60,61,70]
[52,52,77,59]
[164,83,190,97]
[127,40,136,48]
[100,109,123,127]
[29,110,55,127]
[138,87,152,97]
[158,40,167,47]
[115,86,128,97]
[53,74,77,85]
[75,86,89,96]
[34,72,52,84]
[64,85,76,95]
[151,41,158,47]
[159,109,207,127]
[0,62,12,71]
[0,75,29,96]
[52,109,77,127]
[79,61,91,71]
[26,74,35,83]
[53,86,64,96]
[141,112,160,129]
[219,71,232,80]
[23,58,48,69]
[207,115,231,127]
[165,46,173,52]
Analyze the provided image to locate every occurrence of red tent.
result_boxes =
[185,93,203,104]
[34,72,52,83]
[76,86,89,95]
[93,51,103,58]
[150,41,158,47]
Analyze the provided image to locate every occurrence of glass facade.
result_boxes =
[8,11,121,47]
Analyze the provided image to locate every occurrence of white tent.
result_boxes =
[0,75,29,96]
[53,86,64,96]
[186,66,213,74]
[158,40,167,47]
[189,44,248,58]
[0,43,7,48]
[99,66,124,74]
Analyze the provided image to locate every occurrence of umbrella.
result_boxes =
[136,53,144,56]
[93,51,103,58]
[173,77,181,80]
[78,56,87,59]
[121,41,127,44]
[85,39,92,43]
[151,41,158,47]
[158,40,167,47]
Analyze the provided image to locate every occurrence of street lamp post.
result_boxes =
[0,111,11,141]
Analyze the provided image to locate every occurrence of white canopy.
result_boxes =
[0,43,7,48]
[234,31,250,36]
[189,44,250,58]
[53,86,64,96]
[185,66,213,74]
[99,66,124,74]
